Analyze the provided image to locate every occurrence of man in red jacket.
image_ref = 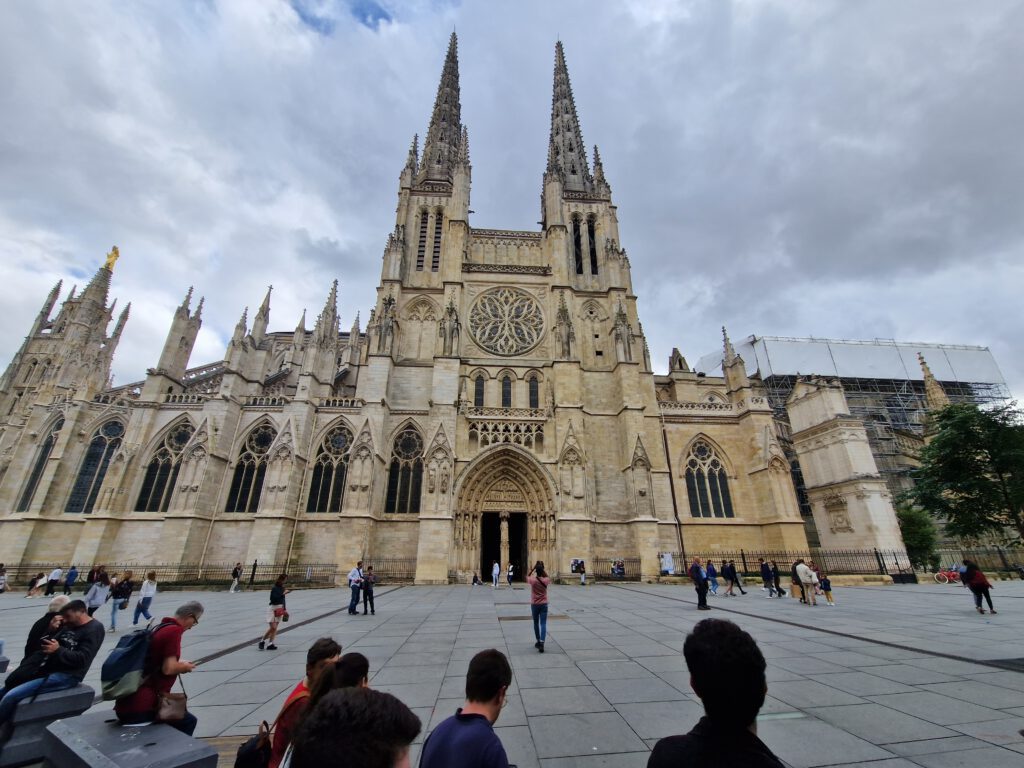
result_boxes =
[269,637,342,768]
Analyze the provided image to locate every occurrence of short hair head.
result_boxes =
[292,688,420,768]
[684,619,766,726]
[533,561,547,578]
[48,594,71,613]
[146,570,157,581]
[275,573,288,585]
[174,601,204,622]
[60,599,88,615]
[465,649,512,703]
[306,638,342,672]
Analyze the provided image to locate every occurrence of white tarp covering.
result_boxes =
[695,336,1006,386]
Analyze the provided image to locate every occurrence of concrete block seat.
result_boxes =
[0,684,94,768]
[43,710,217,768]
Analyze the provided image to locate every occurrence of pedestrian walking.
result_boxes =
[260,573,290,650]
[730,560,747,594]
[527,561,551,652]
[63,565,78,595]
[133,570,158,625]
[361,565,376,615]
[83,572,110,616]
[346,561,363,615]
[706,561,718,596]
[230,562,242,593]
[26,572,46,598]
[491,560,500,589]
[690,557,710,610]
[820,574,835,606]
[580,561,586,586]
[963,560,997,615]
[760,559,776,598]
[44,566,63,596]
[771,560,782,597]
[507,562,514,587]
[0,563,7,594]
[108,570,134,632]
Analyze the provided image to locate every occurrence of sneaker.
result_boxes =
[538,642,544,653]
[535,641,542,649]
[258,641,265,650]
[697,605,711,610]
[990,610,998,614]
[266,644,278,650]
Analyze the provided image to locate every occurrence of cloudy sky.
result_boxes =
[1,0,1021,396]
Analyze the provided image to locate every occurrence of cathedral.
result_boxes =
[0,36,906,582]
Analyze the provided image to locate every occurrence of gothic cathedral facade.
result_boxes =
[0,37,816,581]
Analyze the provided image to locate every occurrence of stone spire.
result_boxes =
[251,285,272,343]
[194,296,204,321]
[176,286,194,319]
[417,32,462,184]
[231,307,248,346]
[722,326,737,366]
[32,279,62,333]
[292,308,306,348]
[405,134,419,173]
[918,353,951,411]
[313,280,339,345]
[547,41,592,193]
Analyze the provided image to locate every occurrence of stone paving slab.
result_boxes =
[4,580,1024,766]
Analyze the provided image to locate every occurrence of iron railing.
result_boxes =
[0,562,338,589]
[592,557,642,581]
[660,549,912,577]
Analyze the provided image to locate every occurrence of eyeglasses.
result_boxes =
[190,614,200,626]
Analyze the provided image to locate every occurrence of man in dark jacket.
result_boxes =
[689,558,710,610]
[648,619,785,768]
[0,600,104,724]
[759,559,776,598]
[791,560,805,603]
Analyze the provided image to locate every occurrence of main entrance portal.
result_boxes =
[452,447,558,582]
[479,512,528,582]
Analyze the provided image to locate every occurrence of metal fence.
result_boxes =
[592,557,642,581]
[659,549,913,577]
[362,557,417,583]
[0,562,339,589]
[933,546,1024,574]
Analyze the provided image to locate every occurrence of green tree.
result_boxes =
[896,505,938,569]
[905,403,1024,542]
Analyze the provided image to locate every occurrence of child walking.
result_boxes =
[821,574,835,605]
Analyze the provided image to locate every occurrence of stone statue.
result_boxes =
[105,246,120,271]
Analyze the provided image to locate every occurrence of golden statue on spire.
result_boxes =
[105,245,120,271]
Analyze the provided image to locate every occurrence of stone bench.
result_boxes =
[43,710,217,768]
[0,684,94,768]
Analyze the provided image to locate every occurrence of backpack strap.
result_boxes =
[270,689,310,733]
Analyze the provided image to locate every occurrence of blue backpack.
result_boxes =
[100,620,175,700]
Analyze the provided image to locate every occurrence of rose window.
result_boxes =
[468,288,544,356]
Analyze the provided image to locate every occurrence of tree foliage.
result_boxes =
[905,403,1024,543]
[896,505,938,569]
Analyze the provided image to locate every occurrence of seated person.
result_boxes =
[290,688,420,768]
[269,638,341,768]
[0,600,105,727]
[420,649,512,768]
[23,595,70,660]
[647,618,784,768]
[113,601,203,735]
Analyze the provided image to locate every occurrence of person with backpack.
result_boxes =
[109,570,135,633]
[113,601,203,735]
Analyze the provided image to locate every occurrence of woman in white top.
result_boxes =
[133,570,158,626]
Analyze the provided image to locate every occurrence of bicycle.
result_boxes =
[933,568,961,584]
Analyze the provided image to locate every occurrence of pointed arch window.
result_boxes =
[474,376,485,407]
[384,426,423,514]
[17,417,64,512]
[572,217,583,274]
[135,422,194,512]
[684,439,734,518]
[307,424,353,513]
[528,377,540,409]
[501,376,512,408]
[587,216,598,275]
[225,423,276,513]
[65,420,124,514]
[416,211,428,271]
[431,212,443,272]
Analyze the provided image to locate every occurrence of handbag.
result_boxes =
[272,606,286,618]
[119,600,129,610]
[155,677,188,723]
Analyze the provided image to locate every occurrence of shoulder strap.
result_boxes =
[271,689,310,731]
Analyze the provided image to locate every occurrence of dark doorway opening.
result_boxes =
[509,513,527,582]
[481,512,500,580]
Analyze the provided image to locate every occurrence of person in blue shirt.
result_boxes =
[63,565,79,596]
[420,649,512,768]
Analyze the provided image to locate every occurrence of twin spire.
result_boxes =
[408,35,607,194]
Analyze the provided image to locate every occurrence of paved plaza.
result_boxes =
[3,580,1024,766]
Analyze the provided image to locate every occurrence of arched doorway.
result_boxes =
[452,446,557,582]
